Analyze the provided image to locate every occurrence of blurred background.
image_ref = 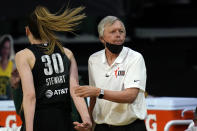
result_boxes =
[1,0,197,97]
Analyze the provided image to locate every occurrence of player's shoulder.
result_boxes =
[15,48,32,58]
[15,48,35,65]
[63,47,73,60]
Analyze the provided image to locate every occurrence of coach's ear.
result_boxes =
[99,36,106,46]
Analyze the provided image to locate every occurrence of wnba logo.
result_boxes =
[45,90,53,98]
[114,67,125,78]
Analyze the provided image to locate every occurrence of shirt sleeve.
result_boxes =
[124,54,146,91]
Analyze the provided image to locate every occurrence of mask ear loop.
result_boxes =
[103,39,108,47]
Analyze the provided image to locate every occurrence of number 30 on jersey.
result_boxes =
[41,53,64,75]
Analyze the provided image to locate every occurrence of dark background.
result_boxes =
[1,0,197,97]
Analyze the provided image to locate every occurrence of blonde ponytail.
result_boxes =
[29,6,86,54]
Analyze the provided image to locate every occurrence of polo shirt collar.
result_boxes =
[102,49,107,63]
[102,46,127,64]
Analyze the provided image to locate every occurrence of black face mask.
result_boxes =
[105,42,123,54]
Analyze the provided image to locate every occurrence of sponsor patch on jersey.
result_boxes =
[45,88,68,98]
[45,90,53,98]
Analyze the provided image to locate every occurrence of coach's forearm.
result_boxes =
[101,88,139,103]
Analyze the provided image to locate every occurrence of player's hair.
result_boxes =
[28,5,86,54]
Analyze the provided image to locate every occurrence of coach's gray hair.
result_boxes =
[98,16,126,37]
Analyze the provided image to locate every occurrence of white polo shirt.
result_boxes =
[88,47,147,126]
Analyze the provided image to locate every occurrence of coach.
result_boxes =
[75,16,147,131]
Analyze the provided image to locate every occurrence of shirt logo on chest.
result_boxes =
[114,67,125,78]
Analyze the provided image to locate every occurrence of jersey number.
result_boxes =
[41,53,64,75]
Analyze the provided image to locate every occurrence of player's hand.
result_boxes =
[73,121,92,131]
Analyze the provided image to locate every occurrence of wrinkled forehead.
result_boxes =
[104,20,125,31]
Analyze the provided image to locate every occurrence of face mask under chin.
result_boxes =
[105,42,123,54]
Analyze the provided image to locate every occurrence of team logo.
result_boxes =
[45,90,53,98]
[114,67,125,78]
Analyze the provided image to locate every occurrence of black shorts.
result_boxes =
[95,119,147,131]
[33,108,72,131]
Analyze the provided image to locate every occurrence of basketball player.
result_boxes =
[15,6,91,131]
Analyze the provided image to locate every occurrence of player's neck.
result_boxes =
[30,38,47,45]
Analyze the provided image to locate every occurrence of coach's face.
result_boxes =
[101,20,126,45]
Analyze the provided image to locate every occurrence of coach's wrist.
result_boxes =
[97,88,104,99]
